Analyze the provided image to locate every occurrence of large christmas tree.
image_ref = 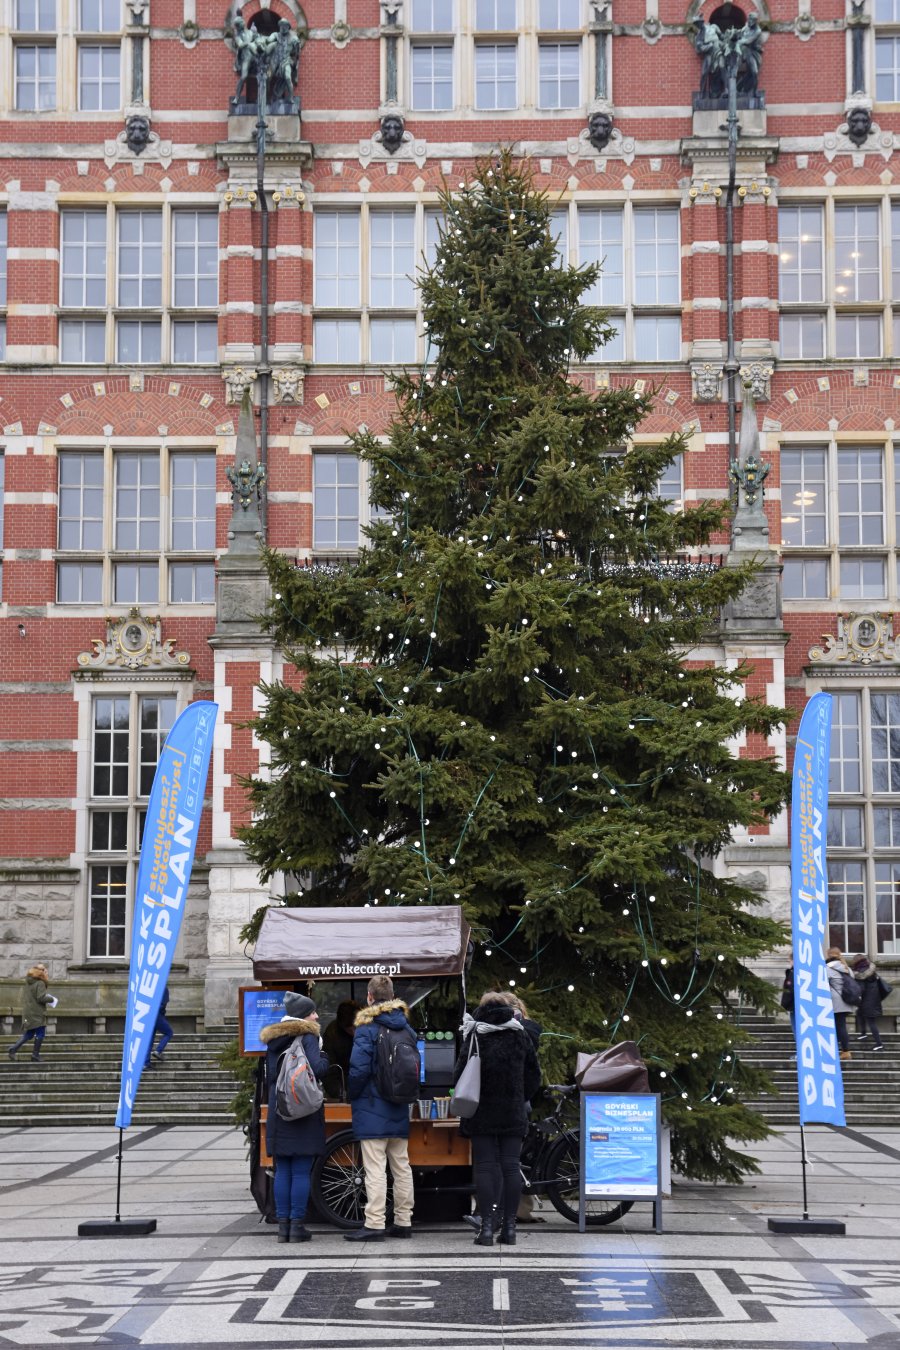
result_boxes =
[242,152,789,1183]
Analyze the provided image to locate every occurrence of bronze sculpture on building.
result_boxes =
[227,9,303,113]
[692,12,764,104]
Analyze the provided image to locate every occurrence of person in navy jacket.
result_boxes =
[259,991,329,1243]
[344,974,416,1242]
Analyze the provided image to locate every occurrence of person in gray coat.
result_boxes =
[826,947,855,1061]
[259,991,329,1243]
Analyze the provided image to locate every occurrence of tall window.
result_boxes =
[15,43,56,109]
[59,205,219,364]
[827,687,900,955]
[56,447,216,606]
[312,451,383,556]
[410,0,454,109]
[779,200,891,360]
[558,203,680,363]
[87,692,177,958]
[537,0,580,108]
[77,0,121,111]
[313,205,435,365]
[875,0,900,100]
[475,42,517,108]
[780,443,900,602]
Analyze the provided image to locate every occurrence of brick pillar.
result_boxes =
[6,197,57,364]
[221,196,257,364]
[271,192,305,364]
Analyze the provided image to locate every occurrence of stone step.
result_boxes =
[0,1031,241,1126]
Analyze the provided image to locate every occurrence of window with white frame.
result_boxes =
[780,442,900,602]
[87,691,178,958]
[778,200,893,359]
[314,205,440,365]
[475,42,517,108]
[875,0,900,101]
[827,686,900,955]
[59,205,218,364]
[312,451,383,555]
[405,0,584,112]
[410,0,454,109]
[56,446,216,606]
[77,0,122,110]
[554,203,680,363]
[14,0,56,109]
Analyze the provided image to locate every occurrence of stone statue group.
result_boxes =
[693,14,763,100]
[231,11,301,106]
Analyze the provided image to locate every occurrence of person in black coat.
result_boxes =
[259,991,329,1243]
[453,992,542,1248]
[851,956,886,1050]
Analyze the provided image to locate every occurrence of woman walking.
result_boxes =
[825,947,856,1062]
[454,991,541,1248]
[7,964,53,1062]
[852,955,887,1051]
[259,992,329,1243]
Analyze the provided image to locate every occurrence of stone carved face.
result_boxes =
[380,113,406,154]
[587,111,613,152]
[125,115,151,155]
[846,106,872,146]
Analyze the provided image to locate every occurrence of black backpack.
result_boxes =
[374,1024,420,1104]
[840,971,863,1006]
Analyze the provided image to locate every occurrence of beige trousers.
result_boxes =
[360,1136,414,1229]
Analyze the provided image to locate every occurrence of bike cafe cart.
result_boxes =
[241,904,474,1227]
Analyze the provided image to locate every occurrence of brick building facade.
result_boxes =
[1,0,898,1030]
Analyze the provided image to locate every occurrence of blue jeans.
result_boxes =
[19,1027,45,1046]
[274,1155,313,1222]
[154,1017,173,1056]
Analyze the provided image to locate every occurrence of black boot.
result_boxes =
[276,1220,290,1243]
[289,1222,311,1242]
[30,1050,41,1062]
[474,1217,496,1247]
[498,1218,517,1245]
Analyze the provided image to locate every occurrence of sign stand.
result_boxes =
[767,1124,845,1236]
[78,1129,157,1237]
[579,1092,663,1233]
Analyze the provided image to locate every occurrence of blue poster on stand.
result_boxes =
[581,1093,660,1197]
[240,987,291,1054]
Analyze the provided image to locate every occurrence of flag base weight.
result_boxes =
[767,1216,845,1235]
[78,1218,157,1237]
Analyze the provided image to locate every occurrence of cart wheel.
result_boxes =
[310,1129,394,1230]
[541,1133,634,1227]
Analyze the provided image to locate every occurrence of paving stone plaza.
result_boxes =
[2,1123,900,1348]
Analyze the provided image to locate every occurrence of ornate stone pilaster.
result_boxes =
[205,389,275,1027]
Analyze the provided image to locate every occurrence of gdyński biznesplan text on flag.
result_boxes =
[791,691,845,1127]
[116,702,218,1129]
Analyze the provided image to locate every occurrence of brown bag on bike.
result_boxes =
[574,1041,649,1093]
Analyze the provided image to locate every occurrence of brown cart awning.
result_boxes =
[252,905,472,982]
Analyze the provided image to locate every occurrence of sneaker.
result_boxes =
[873,1043,885,1052]
[856,1033,870,1041]
[152,1051,163,1061]
[343,1226,385,1242]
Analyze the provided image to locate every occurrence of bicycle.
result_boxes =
[309,1083,633,1229]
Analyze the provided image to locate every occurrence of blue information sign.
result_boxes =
[240,986,292,1055]
[579,1092,662,1231]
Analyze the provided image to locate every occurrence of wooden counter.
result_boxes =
[260,1103,471,1168]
